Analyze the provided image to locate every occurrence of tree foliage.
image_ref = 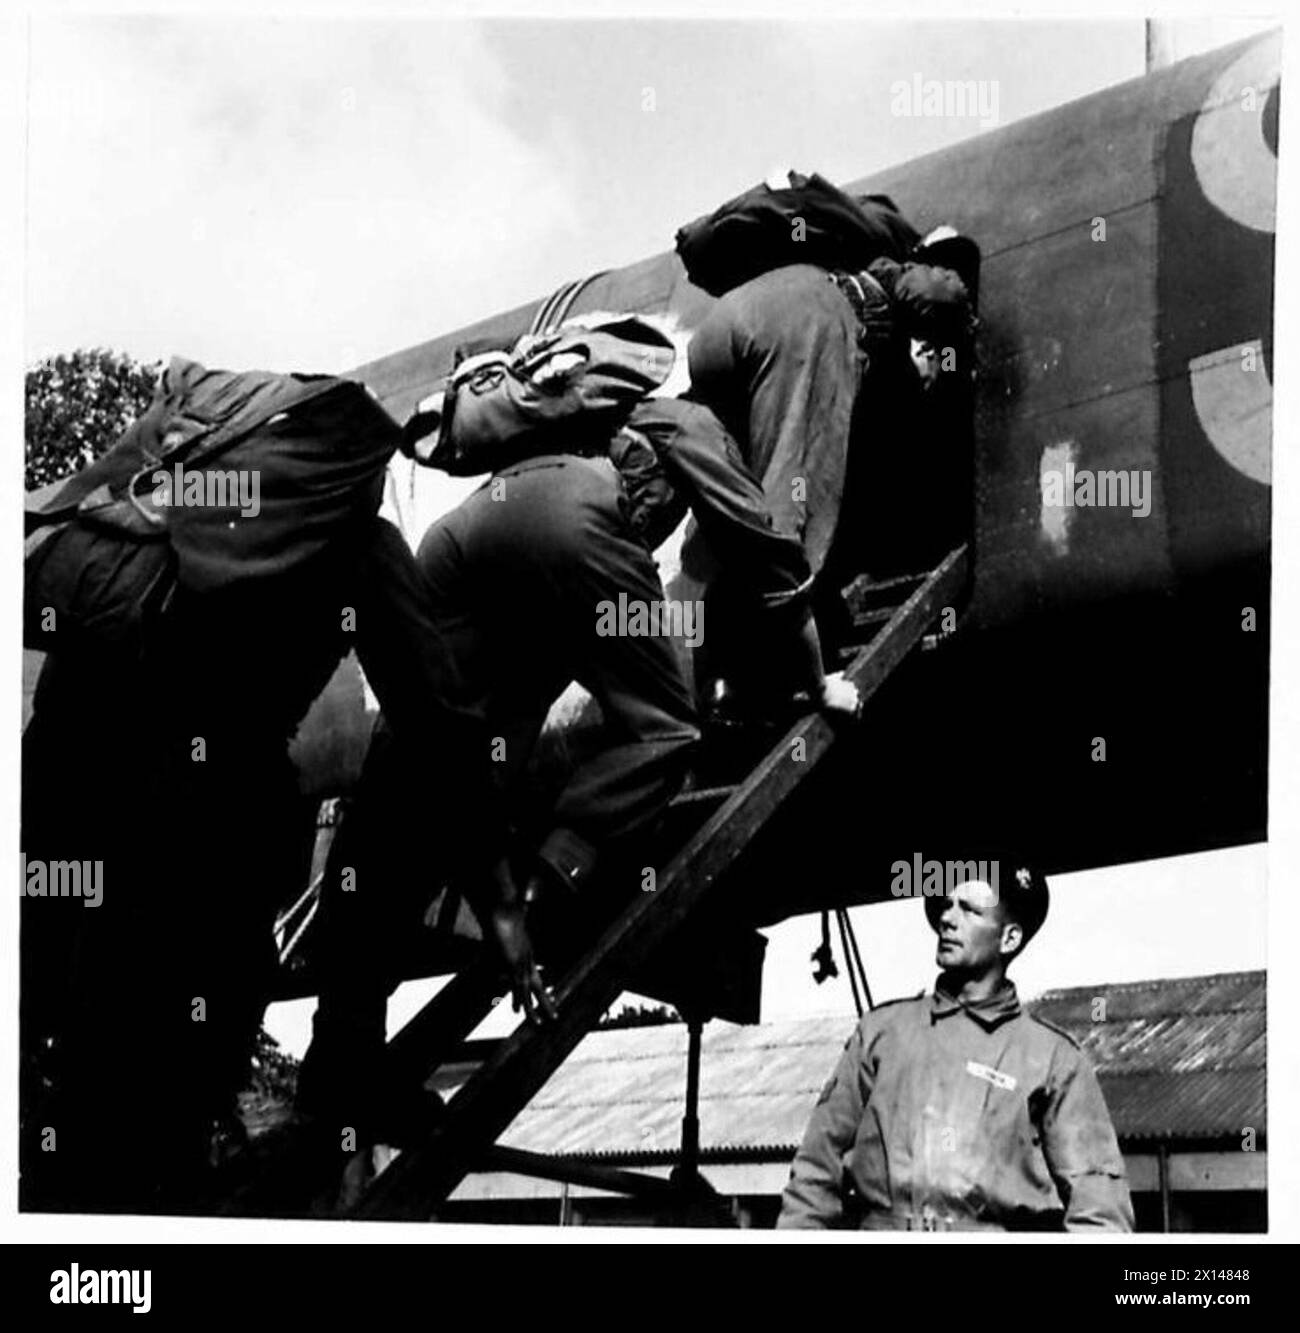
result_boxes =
[598,1002,681,1029]
[25,348,161,490]
[249,1027,299,1104]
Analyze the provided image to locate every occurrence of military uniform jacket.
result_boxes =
[777,981,1133,1231]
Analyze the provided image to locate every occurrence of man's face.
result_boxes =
[933,879,1018,974]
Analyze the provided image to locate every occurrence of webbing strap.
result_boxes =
[529,278,582,336]
[528,270,611,336]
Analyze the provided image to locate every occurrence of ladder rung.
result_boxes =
[841,569,928,615]
[669,784,739,808]
[476,1146,680,1200]
[386,965,502,1089]
[426,1038,505,1093]
[852,604,903,628]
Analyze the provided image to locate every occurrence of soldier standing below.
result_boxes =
[778,862,1134,1231]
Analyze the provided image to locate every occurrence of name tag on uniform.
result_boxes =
[966,1060,1017,1091]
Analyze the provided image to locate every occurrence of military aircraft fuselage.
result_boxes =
[24,33,1277,917]
[328,32,1275,909]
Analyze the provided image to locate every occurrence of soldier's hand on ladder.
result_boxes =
[819,671,863,720]
[490,903,559,1025]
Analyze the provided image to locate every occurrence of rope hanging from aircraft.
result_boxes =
[811,908,874,1016]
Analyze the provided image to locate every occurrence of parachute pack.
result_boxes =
[674,170,922,297]
[406,314,678,477]
[24,357,401,652]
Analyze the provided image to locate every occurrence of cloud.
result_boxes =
[25,17,583,370]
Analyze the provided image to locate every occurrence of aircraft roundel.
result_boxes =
[1190,36,1279,235]
[1180,34,1277,493]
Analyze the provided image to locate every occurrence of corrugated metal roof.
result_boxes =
[493,1017,841,1159]
[1033,971,1265,1141]
[492,971,1264,1160]
[1100,1069,1266,1141]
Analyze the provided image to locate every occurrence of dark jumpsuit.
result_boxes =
[616,395,824,699]
[686,263,879,581]
[778,981,1134,1231]
[299,454,699,1133]
[416,452,700,876]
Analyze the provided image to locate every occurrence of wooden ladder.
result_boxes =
[223,543,968,1218]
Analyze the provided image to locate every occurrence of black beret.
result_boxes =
[911,234,981,310]
[923,859,1050,946]
[892,261,975,349]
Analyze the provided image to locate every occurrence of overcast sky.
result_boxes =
[27,12,1279,378]
[24,14,1155,370]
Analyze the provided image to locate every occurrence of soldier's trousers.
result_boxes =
[20,517,495,1211]
[686,263,867,581]
[20,666,310,1211]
